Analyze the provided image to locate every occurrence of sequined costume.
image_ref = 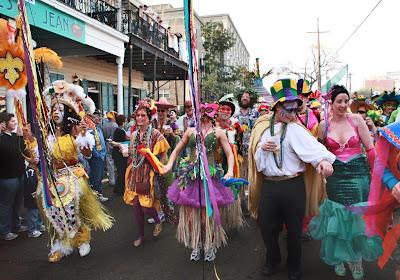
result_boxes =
[168,131,243,251]
[309,116,382,265]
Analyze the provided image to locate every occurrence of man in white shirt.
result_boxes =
[177,100,195,134]
[250,79,335,280]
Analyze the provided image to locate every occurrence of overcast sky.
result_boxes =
[151,0,398,91]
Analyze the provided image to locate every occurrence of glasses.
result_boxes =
[357,110,367,114]
[157,109,166,113]
[219,108,232,113]
[136,114,147,118]
[282,106,300,113]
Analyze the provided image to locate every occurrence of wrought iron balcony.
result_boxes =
[56,0,118,29]
[122,8,180,59]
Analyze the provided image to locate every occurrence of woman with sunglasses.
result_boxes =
[350,97,378,142]
[163,103,240,262]
[309,85,382,280]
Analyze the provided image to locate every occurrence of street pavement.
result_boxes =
[0,186,395,280]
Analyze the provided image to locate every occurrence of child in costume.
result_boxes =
[163,103,242,262]
[38,81,114,262]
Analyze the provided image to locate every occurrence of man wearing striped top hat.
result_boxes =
[248,79,335,280]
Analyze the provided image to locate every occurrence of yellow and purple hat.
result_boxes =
[270,79,303,109]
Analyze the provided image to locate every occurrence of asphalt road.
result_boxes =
[0,186,395,280]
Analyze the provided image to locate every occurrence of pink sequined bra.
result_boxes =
[325,115,362,162]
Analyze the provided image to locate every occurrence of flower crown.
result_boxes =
[135,98,157,117]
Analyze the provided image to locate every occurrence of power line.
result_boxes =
[335,0,383,54]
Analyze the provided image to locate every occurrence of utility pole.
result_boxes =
[307,18,328,91]
[348,73,352,94]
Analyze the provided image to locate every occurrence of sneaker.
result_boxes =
[78,243,91,257]
[348,261,364,280]
[190,248,201,261]
[204,248,216,262]
[99,194,109,202]
[15,225,28,232]
[39,224,46,232]
[28,230,42,238]
[148,212,166,224]
[334,263,346,277]
[1,232,18,241]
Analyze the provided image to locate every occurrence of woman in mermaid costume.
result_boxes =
[38,81,113,262]
[163,103,243,262]
[309,85,382,279]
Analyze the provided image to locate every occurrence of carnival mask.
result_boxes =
[200,103,219,119]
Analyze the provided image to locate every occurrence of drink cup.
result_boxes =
[269,135,281,151]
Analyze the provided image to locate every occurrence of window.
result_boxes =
[49,73,64,83]
[159,89,170,100]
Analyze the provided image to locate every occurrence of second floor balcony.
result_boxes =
[122,7,181,59]
[56,0,118,29]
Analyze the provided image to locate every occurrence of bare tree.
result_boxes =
[276,47,340,89]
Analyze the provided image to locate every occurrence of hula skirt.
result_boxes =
[309,155,382,265]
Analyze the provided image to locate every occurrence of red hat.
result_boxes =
[155,97,176,109]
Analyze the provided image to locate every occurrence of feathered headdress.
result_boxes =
[43,80,95,116]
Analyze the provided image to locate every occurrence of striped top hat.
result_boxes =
[297,79,312,97]
[270,79,303,109]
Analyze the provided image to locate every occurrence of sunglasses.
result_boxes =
[282,106,300,113]
[157,109,166,113]
[136,113,148,118]
[357,110,366,114]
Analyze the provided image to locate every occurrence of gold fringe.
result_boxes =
[79,180,114,231]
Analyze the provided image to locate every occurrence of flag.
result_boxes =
[322,64,348,93]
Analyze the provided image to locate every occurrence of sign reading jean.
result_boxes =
[0,0,85,43]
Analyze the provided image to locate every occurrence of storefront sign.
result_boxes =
[0,0,85,43]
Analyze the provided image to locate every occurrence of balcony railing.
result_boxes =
[122,8,180,59]
[56,0,118,29]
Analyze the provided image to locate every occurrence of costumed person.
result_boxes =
[163,103,243,262]
[361,121,400,279]
[375,90,400,126]
[296,79,321,137]
[234,89,259,215]
[248,79,335,280]
[87,109,108,202]
[309,85,382,279]
[149,97,180,224]
[177,100,196,134]
[258,102,270,117]
[39,81,114,262]
[350,95,378,142]
[123,98,170,247]
[371,91,381,106]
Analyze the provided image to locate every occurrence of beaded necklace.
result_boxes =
[270,113,288,169]
[131,125,152,169]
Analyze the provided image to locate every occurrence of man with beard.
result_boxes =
[234,89,259,214]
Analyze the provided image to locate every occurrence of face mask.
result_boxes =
[200,103,219,119]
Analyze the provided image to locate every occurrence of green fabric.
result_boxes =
[310,155,382,265]
[309,199,382,265]
[187,132,217,163]
[388,108,400,125]
[326,155,370,206]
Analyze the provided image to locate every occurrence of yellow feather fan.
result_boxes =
[34,47,63,69]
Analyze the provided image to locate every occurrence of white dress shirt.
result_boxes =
[255,123,336,177]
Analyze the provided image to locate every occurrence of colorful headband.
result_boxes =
[135,98,157,118]
[200,103,219,119]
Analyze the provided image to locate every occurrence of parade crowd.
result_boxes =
[1,78,400,280]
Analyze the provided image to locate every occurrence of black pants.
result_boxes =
[258,176,305,271]
[113,155,127,195]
